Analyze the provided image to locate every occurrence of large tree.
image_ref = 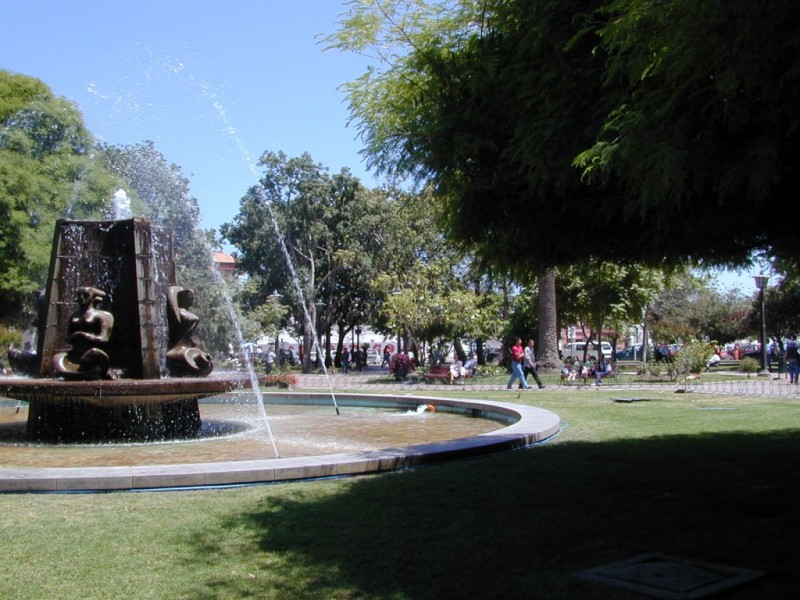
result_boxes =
[557,260,663,359]
[332,0,800,366]
[222,151,396,372]
[333,0,800,269]
[0,70,118,322]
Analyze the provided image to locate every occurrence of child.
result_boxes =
[568,358,580,383]
[560,363,570,385]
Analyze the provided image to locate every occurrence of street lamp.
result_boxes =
[754,274,770,376]
[355,326,362,371]
[314,301,326,369]
[391,288,403,353]
[268,291,282,354]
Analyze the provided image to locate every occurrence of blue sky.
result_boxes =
[1,0,376,232]
[0,0,760,293]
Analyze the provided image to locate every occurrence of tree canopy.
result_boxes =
[221,151,397,369]
[0,70,118,322]
[331,0,800,272]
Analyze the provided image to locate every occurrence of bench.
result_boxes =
[576,361,643,385]
[615,360,645,376]
[708,358,782,372]
[423,364,451,383]
[584,368,615,385]
[708,359,740,371]
[422,363,477,384]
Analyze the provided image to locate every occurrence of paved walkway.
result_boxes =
[291,365,800,398]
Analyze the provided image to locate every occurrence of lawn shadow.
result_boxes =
[188,429,800,598]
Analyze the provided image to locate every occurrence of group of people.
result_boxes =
[449,352,478,384]
[338,346,367,373]
[506,337,546,390]
[561,355,614,385]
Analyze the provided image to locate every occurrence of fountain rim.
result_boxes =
[0,392,561,493]
[0,371,258,398]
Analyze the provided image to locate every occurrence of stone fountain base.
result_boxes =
[0,394,563,492]
[0,375,259,442]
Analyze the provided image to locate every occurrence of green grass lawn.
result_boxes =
[1,388,798,599]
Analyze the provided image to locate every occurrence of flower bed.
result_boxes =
[263,374,299,388]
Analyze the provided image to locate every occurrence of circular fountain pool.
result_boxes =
[0,392,561,492]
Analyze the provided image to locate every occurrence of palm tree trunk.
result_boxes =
[537,268,560,371]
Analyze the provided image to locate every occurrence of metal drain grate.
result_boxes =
[573,552,764,599]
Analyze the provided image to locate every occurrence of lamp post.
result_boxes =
[355,326,362,371]
[314,300,325,370]
[268,290,282,355]
[754,274,770,376]
[391,288,403,354]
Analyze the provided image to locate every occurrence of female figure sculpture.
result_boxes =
[53,287,115,379]
[166,286,213,377]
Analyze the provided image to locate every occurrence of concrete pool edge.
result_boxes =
[0,393,561,492]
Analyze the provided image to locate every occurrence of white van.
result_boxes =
[562,341,613,361]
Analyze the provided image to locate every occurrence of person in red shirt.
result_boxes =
[506,337,530,390]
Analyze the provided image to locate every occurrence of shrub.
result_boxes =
[674,340,717,375]
[0,325,21,349]
[476,364,505,378]
[647,361,662,377]
[739,356,760,377]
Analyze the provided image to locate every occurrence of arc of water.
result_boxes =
[255,187,341,415]
[205,87,341,415]
[204,253,282,457]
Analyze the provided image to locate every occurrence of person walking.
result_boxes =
[507,337,530,390]
[341,347,351,374]
[786,339,799,384]
[264,347,276,374]
[381,347,391,367]
[523,338,545,389]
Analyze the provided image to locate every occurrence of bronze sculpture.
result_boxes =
[166,286,213,377]
[52,287,115,380]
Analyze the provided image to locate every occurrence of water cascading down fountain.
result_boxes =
[1,217,254,441]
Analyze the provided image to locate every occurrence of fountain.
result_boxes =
[0,216,562,492]
[0,81,561,492]
[0,392,561,491]
[0,217,562,493]
[1,217,257,442]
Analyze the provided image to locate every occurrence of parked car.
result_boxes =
[615,345,652,361]
[483,344,502,363]
[655,344,679,362]
[365,348,380,365]
[562,341,613,361]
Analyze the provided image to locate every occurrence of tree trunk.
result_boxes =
[537,268,560,371]
[453,338,467,362]
[475,338,486,365]
[302,330,313,373]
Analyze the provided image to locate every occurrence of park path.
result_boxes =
[289,365,800,399]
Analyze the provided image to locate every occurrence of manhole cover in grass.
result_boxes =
[573,552,763,599]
